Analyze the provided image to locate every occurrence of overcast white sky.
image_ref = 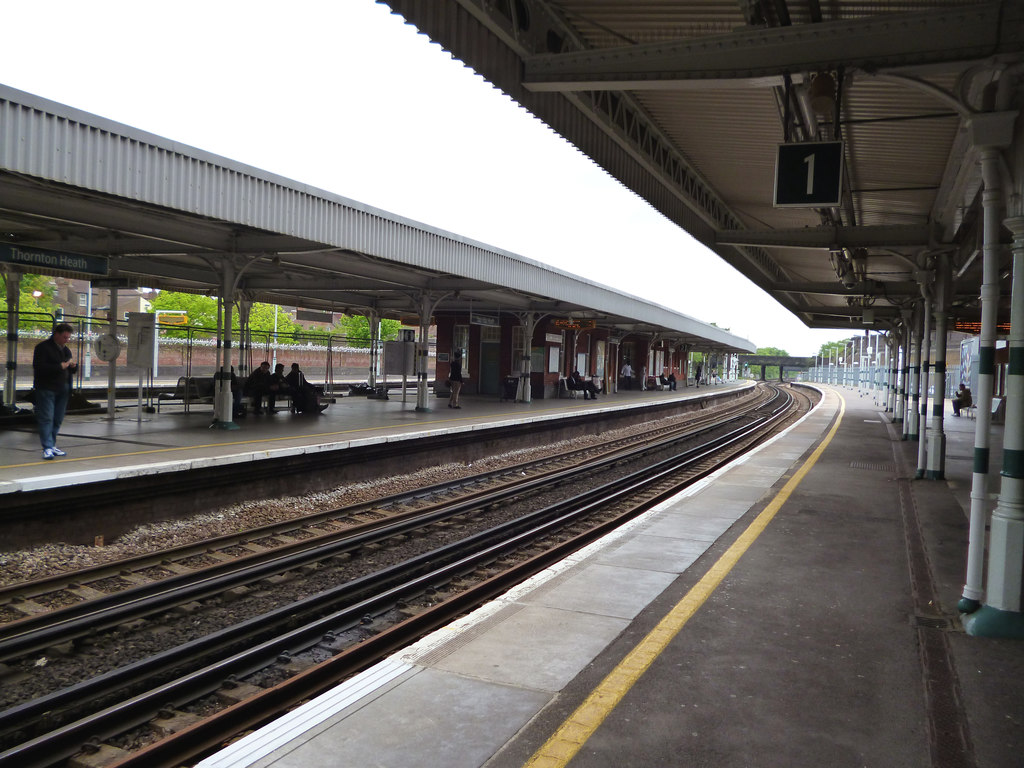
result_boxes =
[2,0,846,355]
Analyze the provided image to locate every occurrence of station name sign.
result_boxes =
[0,244,109,276]
[470,312,499,327]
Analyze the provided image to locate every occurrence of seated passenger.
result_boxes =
[267,363,289,412]
[568,370,599,400]
[660,370,677,391]
[952,384,972,416]
[245,361,273,414]
[212,366,245,417]
[285,362,328,413]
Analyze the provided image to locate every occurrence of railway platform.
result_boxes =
[0,382,742,495]
[192,385,1021,768]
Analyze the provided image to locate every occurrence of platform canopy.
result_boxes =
[0,85,752,354]
[380,0,1024,331]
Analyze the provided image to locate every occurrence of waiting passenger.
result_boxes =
[245,361,275,414]
[620,360,634,390]
[952,384,972,416]
[660,370,677,391]
[568,370,599,399]
[213,366,245,417]
[286,363,328,413]
[448,352,464,409]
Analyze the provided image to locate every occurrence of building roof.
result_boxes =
[0,84,753,352]
[380,0,1023,332]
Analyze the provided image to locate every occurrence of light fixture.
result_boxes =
[808,72,836,116]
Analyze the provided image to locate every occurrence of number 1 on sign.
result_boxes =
[803,153,814,194]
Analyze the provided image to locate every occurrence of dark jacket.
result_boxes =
[449,359,464,382]
[245,367,272,395]
[33,337,74,392]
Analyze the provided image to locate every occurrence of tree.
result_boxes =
[148,292,218,338]
[0,273,58,330]
[148,292,303,340]
[335,315,402,348]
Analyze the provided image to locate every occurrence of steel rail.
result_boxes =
[0,390,771,661]
[0,386,767,605]
[0,387,798,767]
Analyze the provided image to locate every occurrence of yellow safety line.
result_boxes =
[0,405,575,470]
[523,392,846,768]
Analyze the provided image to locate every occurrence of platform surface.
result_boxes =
[194,386,1022,768]
[0,382,737,494]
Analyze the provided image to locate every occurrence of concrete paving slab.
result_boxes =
[251,667,550,768]
[596,533,710,572]
[640,511,736,542]
[520,562,677,619]
[430,603,630,692]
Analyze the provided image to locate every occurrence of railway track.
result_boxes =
[0,383,815,767]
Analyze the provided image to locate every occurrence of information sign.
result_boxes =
[774,141,844,207]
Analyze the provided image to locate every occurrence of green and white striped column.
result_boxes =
[927,254,951,480]
[905,307,921,442]
[965,214,1024,638]
[916,289,932,475]
[960,144,1007,614]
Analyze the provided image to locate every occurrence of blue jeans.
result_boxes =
[35,387,69,450]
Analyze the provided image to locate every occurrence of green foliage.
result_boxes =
[0,274,58,331]
[817,339,852,359]
[334,315,402,348]
[149,291,217,336]
[148,292,303,339]
[756,346,789,356]
[145,293,403,348]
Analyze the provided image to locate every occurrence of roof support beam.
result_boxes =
[717,225,932,250]
[523,2,1020,91]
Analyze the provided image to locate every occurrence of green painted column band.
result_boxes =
[932,404,944,416]
[1009,346,1024,376]
[974,447,990,474]
[1002,448,1024,479]
[934,362,946,373]
[978,345,995,373]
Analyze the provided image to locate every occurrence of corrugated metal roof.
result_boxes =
[0,84,752,351]
[382,0,1021,330]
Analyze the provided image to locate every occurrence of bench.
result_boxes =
[156,376,215,412]
[558,378,579,398]
[560,376,602,399]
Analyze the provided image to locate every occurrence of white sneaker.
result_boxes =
[42,448,55,460]
[51,447,67,457]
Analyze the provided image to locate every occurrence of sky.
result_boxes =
[1,0,846,356]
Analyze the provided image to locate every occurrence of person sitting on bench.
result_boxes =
[245,361,274,414]
[285,363,328,413]
[568,370,599,400]
[952,384,972,416]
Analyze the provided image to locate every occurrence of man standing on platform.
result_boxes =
[620,360,633,390]
[32,322,77,460]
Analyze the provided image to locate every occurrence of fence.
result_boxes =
[1,311,436,395]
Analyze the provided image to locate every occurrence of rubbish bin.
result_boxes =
[501,376,519,402]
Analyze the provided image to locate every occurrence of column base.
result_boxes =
[415,406,431,413]
[209,420,240,430]
[925,470,945,480]
[958,596,982,614]
[962,605,1024,639]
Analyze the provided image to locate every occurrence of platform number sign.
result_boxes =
[774,141,844,207]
